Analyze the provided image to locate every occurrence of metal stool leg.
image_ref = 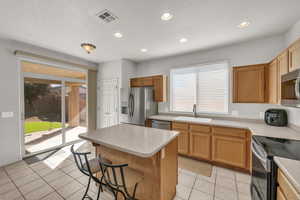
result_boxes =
[96,184,101,200]
[82,176,92,200]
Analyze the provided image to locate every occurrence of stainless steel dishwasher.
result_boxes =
[151,120,171,130]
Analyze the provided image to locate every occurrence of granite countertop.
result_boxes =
[79,124,179,158]
[149,114,300,193]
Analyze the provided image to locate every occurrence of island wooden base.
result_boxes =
[93,138,178,200]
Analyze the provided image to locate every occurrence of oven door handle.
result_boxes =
[251,183,264,200]
[252,143,271,172]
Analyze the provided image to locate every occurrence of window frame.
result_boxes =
[169,61,230,115]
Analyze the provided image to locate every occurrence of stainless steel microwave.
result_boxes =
[281,68,300,107]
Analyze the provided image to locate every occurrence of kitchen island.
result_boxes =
[79,124,179,200]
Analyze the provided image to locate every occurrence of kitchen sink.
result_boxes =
[174,116,212,123]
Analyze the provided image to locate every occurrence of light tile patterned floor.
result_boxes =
[0,141,251,200]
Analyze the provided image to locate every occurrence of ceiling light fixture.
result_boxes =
[114,32,123,38]
[161,12,173,21]
[141,48,148,52]
[81,43,96,54]
[179,38,188,43]
[238,21,250,28]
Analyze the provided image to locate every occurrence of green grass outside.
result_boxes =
[24,121,62,134]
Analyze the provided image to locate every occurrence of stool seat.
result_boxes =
[83,157,112,174]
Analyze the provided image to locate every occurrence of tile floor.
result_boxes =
[0,141,251,200]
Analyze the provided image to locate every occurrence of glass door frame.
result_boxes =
[19,59,87,158]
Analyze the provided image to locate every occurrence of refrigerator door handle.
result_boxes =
[132,94,135,117]
[128,94,133,117]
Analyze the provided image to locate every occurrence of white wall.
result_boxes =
[285,19,300,47]
[0,38,97,167]
[97,59,137,125]
[136,35,287,120]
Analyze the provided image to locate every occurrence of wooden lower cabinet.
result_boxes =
[178,130,189,155]
[212,135,247,169]
[189,131,211,160]
[277,187,287,200]
[277,168,300,200]
[170,121,250,171]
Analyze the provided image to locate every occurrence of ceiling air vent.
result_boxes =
[96,9,118,23]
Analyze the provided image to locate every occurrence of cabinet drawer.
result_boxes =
[172,122,188,130]
[190,124,211,133]
[212,126,247,138]
[277,168,300,200]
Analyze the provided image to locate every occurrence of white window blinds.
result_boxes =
[170,62,229,113]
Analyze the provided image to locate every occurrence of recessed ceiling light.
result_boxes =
[179,38,188,43]
[114,32,123,38]
[141,48,148,52]
[238,21,250,28]
[161,12,173,21]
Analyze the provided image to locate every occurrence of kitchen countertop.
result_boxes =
[149,115,300,140]
[79,124,179,158]
[149,114,300,194]
[275,157,300,195]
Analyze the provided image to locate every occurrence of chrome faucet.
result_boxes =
[193,104,197,118]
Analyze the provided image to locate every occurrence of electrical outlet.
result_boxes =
[1,112,14,118]
[232,110,239,117]
[259,112,264,119]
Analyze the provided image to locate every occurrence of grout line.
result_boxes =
[3,167,26,200]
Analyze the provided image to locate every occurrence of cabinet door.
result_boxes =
[172,122,189,155]
[289,39,300,72]
[277,50,289,102]
[233,64,266,103]
[277,187,287,200]
[141,77,153,86]
[267,60,279,104]
[178,130,189,155]
[130,78,142,87]
[153,75,166,102]
[212,135,247,168]
[190,131,211,160]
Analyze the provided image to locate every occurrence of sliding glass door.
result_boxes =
[21,61,87,156]
[24,78,63,154]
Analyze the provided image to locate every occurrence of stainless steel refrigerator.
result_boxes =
[127,87,158,125]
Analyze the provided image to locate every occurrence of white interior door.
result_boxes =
[98,79,119,128]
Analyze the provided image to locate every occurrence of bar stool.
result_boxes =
[98,156,144,200]
[71,145,111,200]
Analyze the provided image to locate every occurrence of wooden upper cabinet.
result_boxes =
[233,64,266,103]
[267,60,279,104]
[153,75,167,102]
[278,50,289,75]
[130,75,167,102]
[288,39,300,72]
[130,77,153,87]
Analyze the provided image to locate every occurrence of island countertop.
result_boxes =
[79,124,179,158]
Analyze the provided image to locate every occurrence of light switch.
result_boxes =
[1,112,14,118]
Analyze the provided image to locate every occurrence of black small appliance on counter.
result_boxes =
[264,109,288,127]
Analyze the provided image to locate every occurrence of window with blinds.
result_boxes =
[170,62,229,113]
